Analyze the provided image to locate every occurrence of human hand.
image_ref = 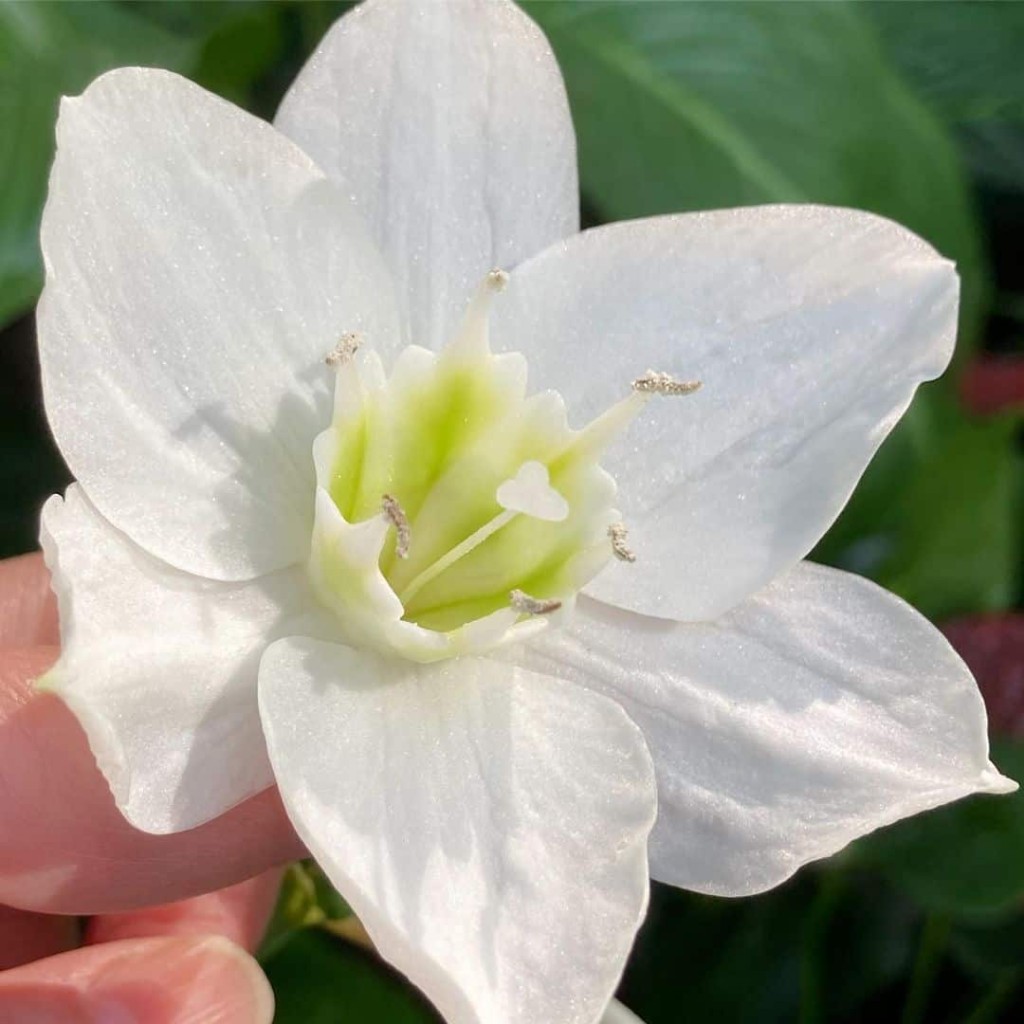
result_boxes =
[0,552,306,1020]
[0,875,278,1022]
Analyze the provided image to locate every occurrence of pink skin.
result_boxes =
[0,553,305,1021]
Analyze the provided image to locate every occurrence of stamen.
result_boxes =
[632,370,702,396]
[448,269,510,356]
[326,332,363,367]
[381,494,411,559]
[608,522,637,563]
[562,392,646,461]
[510,589,562,615]
[560,368,703,464]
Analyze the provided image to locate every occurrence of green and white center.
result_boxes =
[309,271,697,663]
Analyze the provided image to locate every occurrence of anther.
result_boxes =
[510,589,562,615]
[631,370,702,396]
[326,332,363,367]
[487,269,509,292]
[381,494,411,559]
[608,522,636,563]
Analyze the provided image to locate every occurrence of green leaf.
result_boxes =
[853,739,1024,917]
[189,5,284,108]
[864,1,1024,195]
[816,397,1022,619]
[0,1,195,328]
[811,396,933,580]
[0,309,72,557]
[621,881,804,1024]
[801,873,920,1024]
[877,412,1021,620]
[623,873,917,1024]
[863,2,1024,123]
[525,0,987,346]
[951,914,1024,979]
[262,928,439,1024]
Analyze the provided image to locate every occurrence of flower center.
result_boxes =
[307,272,697,663]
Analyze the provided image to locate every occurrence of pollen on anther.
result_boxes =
[631,370,702,396]
[608,522,637,563]
[510,589,562,615]
[325,332,363,367]
[381,494,411,559]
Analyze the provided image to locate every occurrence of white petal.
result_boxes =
[492,206,959,621]
[276,0,578,350]
[259,638,655,1024]
[507,562,1013,897]
[39,485,332,834]
[39,67,399,581]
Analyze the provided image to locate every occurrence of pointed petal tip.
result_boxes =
[979,763,1018,796]
[32,666,61,695]
[59,66,172,121]
[56,93,79,120]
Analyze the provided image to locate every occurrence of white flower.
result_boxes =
[35,1,1013,1022]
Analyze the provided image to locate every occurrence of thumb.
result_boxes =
[0,935,273,1024]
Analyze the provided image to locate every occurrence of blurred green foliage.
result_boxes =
[525,0,987,344]
[0,2,193,324]
[857,739,1024,918]
[1,1,1022,1021]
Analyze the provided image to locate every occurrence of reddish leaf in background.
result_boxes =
[960,356,1024,416]
[944,615,1024,737]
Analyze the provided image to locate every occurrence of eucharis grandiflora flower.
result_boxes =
[35,1,1013,1022]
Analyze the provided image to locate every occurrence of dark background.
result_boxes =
[2,2,1023,1021]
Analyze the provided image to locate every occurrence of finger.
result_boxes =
[0,907,78,970]
[0,648,305,915]
[0,554,58,648]
[0,935,273,1024]
[86,869,283,952]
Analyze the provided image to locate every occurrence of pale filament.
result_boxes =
[398,508,518,606]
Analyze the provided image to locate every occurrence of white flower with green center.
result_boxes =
[35,1,1013,1022]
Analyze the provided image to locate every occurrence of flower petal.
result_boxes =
[40,485,331,834]
[492,206,959,621]
[276,0,578,350]
[258,637,655,1024]
[507,561,1014,897]
[39,67,399,581]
